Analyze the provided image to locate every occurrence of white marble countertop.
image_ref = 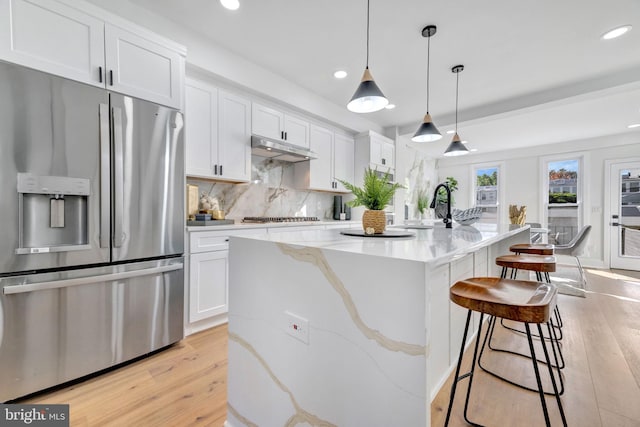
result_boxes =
[186,220,361,232]
[232,223,529,266]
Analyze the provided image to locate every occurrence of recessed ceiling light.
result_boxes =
[601,25,632,40]
[333,70,348,79]
[384,104,396,109]
[220,0,240,10]
[628,123,640,128]
[446,130,455,134]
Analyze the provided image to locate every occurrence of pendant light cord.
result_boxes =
[366,0,370,68]
[426,35,430,113]
[455,70,459,133]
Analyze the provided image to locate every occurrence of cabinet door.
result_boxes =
[218,90,251,182]
[381,141,395,169]
[308,125,334,191]
[0,0,105,87]
[369,135,384,167]
[333,133,355,192]
[283,114,310,148]
[252,103,283,140]
[185,80,217,178]
[189,251,229,322]
[104,23,183,109]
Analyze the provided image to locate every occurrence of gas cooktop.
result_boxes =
[242,216,320,223]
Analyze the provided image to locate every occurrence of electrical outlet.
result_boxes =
[285,311,309,344]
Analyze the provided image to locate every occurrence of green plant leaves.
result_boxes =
[338,168,404,210]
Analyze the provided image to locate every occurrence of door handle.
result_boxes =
[3,263,183,295]
[112,107,125,248]
[612,222,620,226]
[99,104,110,248]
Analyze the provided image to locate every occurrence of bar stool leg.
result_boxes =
[480,316,565,395]
[538,323,568,427]
[524,323,552,427]
[445,311,485,427]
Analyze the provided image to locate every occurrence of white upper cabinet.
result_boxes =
[0,0,185,109]
[283,115,310,148]
[333,133,355,192]
[295,125,354,193]
[185,78,251,182]
[368,132,395,170]
[217,90,252,181]
[252,102,310,148]
[307,125,334,191]
[356,130,395,172]
[185,81,217,178]
[104,24,183,109]
[0,0,105,85]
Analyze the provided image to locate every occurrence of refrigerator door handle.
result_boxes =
[99,104,111,248]
[112,106,125,248]
[2,263,183,295]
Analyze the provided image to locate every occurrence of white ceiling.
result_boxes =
[130,0,640,157]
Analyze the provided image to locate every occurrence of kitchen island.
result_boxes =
[225,223,529,427]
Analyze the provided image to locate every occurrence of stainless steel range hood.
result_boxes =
[251,135,317,162]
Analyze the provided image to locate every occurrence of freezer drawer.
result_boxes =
[0,258,184,402]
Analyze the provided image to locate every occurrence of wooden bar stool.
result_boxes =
[495,254,564,338]
[445,277,567,427]
[510,243,554,256]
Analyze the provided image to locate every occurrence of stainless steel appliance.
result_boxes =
[0,61,185,401]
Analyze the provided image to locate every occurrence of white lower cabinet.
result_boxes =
[186,228,266,334]
[189,250,228,322]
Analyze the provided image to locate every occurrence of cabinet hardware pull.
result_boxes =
[285,131,288,140]
[99,66,103,83]
[220,165,223,175]
[214,164,218,175]
[109,70,114,86]
[382,158,386,165]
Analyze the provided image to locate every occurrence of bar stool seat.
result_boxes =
[510,243,554,256]
[445,277,566,427]
[496,254,556,275]
[495,254,564,342]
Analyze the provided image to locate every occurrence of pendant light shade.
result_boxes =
[348,67,389,113]
[347,0,388,113]
[444,65,469,157]
[444,133,468,156]
[412,25,442,142]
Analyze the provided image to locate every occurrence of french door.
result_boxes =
[609,161,640,270]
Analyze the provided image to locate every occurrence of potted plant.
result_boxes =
[339,167,404,234]
[434,176,458,219]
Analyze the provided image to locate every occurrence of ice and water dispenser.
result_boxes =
[16,173,91,254]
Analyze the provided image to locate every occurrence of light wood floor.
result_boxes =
[22,269,640,426]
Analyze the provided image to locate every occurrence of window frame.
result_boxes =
[470,161,505,224]
[540,153,586,237]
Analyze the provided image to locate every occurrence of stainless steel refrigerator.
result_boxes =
[0,61,185,401]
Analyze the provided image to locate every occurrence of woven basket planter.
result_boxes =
[362,209,386,234]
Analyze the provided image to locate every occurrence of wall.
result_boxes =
[435,132,640,267]
[187,156,335,220]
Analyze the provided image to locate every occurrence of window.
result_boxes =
[544,158,582,244]
[473,164,501,223]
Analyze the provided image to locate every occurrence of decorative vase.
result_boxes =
[362,209,386,234]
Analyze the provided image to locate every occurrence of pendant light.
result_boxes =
[347,0,389,113]
[444,65,470,157]
[412,25,442,142]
